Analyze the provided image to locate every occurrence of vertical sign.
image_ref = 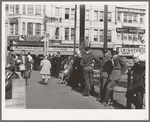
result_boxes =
[74,5,77,55]
[104,5,108,49]
[80,5,85,55]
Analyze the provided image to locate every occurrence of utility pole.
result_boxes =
[80,5,85,55]
[104,5,108,50]
[74,5,77,55]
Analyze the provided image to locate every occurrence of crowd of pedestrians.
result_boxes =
[5,47,146,109]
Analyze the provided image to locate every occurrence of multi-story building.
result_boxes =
[5,3,146,57]
[115,6,146,56]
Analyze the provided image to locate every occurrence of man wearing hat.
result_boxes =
[80,46,100,98]
[103,48,128,106]
[125,53,146,109]
[98,49,113,103]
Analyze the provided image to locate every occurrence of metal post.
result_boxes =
[80,5,85,55]
[104,5,108,49]
[74,5,77,55]
[126,68,132,109]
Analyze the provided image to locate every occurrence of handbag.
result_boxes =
[19,64,25,71]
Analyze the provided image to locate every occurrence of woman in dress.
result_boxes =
[40,55,51,85]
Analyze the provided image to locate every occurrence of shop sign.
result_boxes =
[119,48,145,56]
[21,35,44,41]
[13,46,43,51]
[116,7,145,14]
[8,36,20,41]
[116,28,145,34]
[49,48,79,51]
[90,44,115,48]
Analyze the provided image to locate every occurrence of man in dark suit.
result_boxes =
[103,49,128,107]
[55,52,61,78]
[98,49,113,103]
[125,53,145,109]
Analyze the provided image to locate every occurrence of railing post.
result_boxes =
[126,67,132,109]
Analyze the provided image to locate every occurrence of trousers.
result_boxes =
[83,66,94,96]
[126,84,144,109]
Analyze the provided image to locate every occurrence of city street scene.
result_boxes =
[3,1,148,120]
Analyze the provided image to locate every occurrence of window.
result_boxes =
[140,15,144,23]
[107,30,111,42]
[100,11,104,21]
[128,33,132,40]
[15,23,18,35]
[16,4,19,14]
[85,29,89,41]
[23,5,26,14]
[55,7,60,17]
[65,8,69,19]
[117,13,121,22]
[71,8,75,19]
[94,11,98,21]
[99,30,104,42]
[71,28,74,41]
[35,5,41,15]
[128,14,132,23]
[133,33,137,41]
[123,33,127,40]
[117,33,121,39]
[94,29,98,41]
[6,4,9,11]
[85,10,89,21]
[133,14,137,23]
[27,23,33,35]
[65,28,69,40]
[35,23,41,36]
[138,33,143,40]
[10,24,14,36]
[27,5,33,15]
[43,5,46,15]
[124,13,127,23]
[55,27,59,39]
[108,12,112,22]
[22,22,25,35]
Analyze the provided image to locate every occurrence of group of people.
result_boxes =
[5,47,146,109]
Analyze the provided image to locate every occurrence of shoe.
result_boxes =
[104,100,111,107]
[85,96,89,99]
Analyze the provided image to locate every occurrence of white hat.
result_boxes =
[133,52,140,58]
[139,53,146,62]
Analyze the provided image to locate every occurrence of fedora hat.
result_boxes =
[111,48,119,53]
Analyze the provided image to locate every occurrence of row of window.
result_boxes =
[9,23,112,42]
[64,8,112,22]
[117,32,143,41]
[117,12,144,23]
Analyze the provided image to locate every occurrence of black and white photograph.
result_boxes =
[2,1,149,120]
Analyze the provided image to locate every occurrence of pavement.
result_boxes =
[26,70,145,109]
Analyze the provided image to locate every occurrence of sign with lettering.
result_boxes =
[119,48,145,56]
[49,48,79,51]
[116,7,146,14]
[116,28,145,34]
[13,46,43,51]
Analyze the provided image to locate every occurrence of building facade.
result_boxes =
[5,3,146,56]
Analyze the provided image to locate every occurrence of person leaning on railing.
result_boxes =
[125,52,146,109]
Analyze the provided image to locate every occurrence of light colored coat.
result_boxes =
[40,59,51,75]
